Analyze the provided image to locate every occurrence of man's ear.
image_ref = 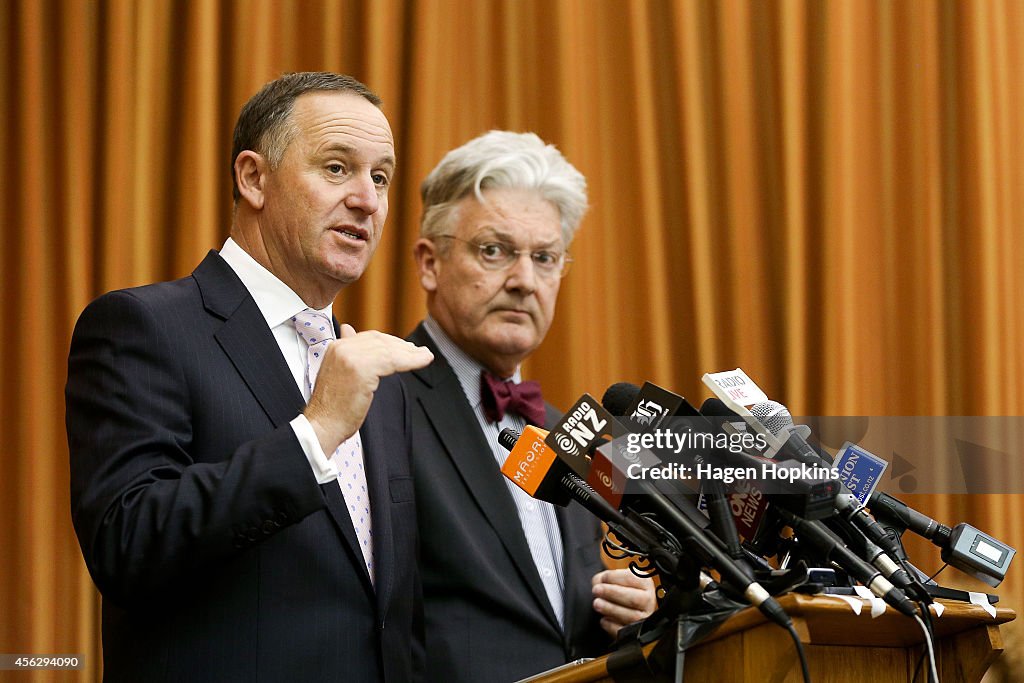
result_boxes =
[413,238,440,293]
[234,151,267,210]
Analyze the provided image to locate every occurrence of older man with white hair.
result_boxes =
[401,131,657,683]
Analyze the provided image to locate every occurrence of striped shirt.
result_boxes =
[422,316,566,628]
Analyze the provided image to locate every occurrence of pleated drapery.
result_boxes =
[2,1,1023,679]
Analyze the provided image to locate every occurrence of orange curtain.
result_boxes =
[2,1,1023,678]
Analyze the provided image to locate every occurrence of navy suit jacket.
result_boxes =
[66,251,422,682]
[400,323,607,683]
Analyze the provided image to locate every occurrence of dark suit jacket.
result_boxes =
[400,323,607,683]
[66,251,422,683]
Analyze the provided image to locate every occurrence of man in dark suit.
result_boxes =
[401,131,658,682]
[66,72,434,682]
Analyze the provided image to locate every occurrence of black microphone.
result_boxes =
[821,506,917,594]
[599,382,744,561]
[866,491,1015,587]
[620,395,840,520]
[581,387,793,628]
[867,491,950,545]
[774,509,919,617]
[739,397,1017,586]
[705,396,903,554]
[704,397,927,598]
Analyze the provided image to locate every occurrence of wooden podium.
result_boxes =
[522,595,1015,683]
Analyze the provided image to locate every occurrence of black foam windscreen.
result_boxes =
[700,397,738,417]
[600,382,641,416]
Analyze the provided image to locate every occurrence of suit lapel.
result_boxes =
[320,478,374,592]
[193,251,373,592]
[408,324,562,632]
[194,252,305,429]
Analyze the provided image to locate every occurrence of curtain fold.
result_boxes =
[3,1,1023,678]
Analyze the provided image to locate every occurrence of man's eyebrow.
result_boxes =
[315,143,396,169]
[315,142,357,156]
[474,227,561,248]
[472,227,512,242]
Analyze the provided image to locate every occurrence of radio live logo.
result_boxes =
[703,369,768,406]
[712,374,752,403]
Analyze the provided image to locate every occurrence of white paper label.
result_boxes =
[702,368,769,407]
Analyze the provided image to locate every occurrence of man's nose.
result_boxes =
[504,252,538,295]
[345,173,381,215]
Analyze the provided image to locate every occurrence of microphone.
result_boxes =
[587,385,795,628]
[703,396,927,599]
[615,394,840,520]
[868,491,1015,587]
[746,398,1016,587]
[829,442,914,561]
[542,393,617,472]
[821,503,917,595]
[599,382,744,561]
[833,441,963,560]
[497,425,675,571]
[748,401,830,464]
[774,508,919,617]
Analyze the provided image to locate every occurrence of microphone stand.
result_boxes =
[608,549,754,683]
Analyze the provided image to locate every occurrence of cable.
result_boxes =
[897,557,934,604]
[911,649,926,683]
[927,564,950,583]
[913,612,939,683]
[636,513,684,555]
[601,530,656,578]
[910,602,938,683]
[784,622,812,683]
[601,512,685,579]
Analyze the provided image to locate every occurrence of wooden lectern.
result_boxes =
[521,595,1015,683]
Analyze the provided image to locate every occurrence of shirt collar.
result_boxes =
[219,237,333,327]
[422,316,522,409]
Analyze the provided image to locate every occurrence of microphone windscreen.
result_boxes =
[700,397,738,417]
[748,401,792,436]
[601,382,641,416]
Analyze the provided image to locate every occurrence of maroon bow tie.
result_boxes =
[480,372,546,427]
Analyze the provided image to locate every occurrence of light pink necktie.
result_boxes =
[292,310,374,582]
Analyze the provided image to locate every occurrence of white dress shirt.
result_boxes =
[218,237,340,485]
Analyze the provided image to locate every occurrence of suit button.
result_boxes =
[262,520,276,534]
[276,510,289,524]
[247,528,260,541]
[233,537,244,548]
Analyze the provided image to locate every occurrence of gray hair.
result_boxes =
[231,72,382,202]
[419,131,588,247]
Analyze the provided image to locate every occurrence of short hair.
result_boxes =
[231,72,382,201]
[419,131,588,248]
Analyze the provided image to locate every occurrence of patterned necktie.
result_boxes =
[480,371,546,427]
[292,309,374,583]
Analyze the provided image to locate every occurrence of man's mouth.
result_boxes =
[332,226,369,241]
[495,308,531,318]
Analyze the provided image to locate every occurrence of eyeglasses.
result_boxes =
[436,235,573,278]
